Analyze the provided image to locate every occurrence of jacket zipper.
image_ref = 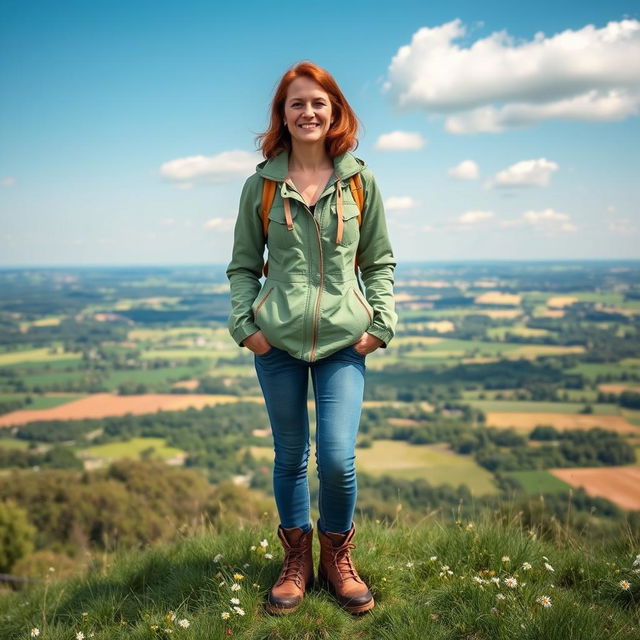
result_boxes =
[254,287,274,319]
[309,214,324,362]
[352,287,372,323]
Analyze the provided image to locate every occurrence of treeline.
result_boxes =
[0,444,82,470]
[0,460,271,573]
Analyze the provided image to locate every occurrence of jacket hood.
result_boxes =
[256,149,366,182]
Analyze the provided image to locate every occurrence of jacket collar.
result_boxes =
[256,149,365,182]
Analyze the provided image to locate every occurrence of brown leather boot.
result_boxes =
[265,525,314,615]
[317,521,374,615]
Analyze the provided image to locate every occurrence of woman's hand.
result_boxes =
[242,330,273,355]
[352,332,384,356]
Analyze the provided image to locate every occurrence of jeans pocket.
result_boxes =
[255,346,275,357]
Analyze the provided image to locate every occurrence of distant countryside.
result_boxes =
[1,261,640,577]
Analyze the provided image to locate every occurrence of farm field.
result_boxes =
[0,393,263,427]
[468,400,619,414]
[80,437,186,463]
[503,470,572,494]
[549,466,640,510]
[247,440,499,496]
[485,411,639,433]
[0,393,86,409]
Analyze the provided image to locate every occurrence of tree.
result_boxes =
[0,500,36,572]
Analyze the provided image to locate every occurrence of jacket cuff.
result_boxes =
[232,323,260,347]
[366,326,393,349]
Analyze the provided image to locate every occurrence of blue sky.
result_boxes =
[1,0,639,266]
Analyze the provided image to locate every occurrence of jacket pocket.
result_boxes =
[352,286,373,324]
[267,204,300,249]
[331,202,361,248]
[252,286,274,321]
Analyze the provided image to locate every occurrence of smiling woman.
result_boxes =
[225,60,398,617]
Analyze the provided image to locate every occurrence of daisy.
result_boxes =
[504,577,518,588]
[620,580,631,590]
[522,562,532,571]
[501,556,510,563]
[544,562,555,572]
[430,556,437,561]
[221,612,230,620]
[30,630,40,638]
[230,598,240,605]
[177,619,190,629]
[265,553,273,559]
[536,595,552,608]
[76,633,85,640]
[496,593,506,600]
[230,583,241,592]
[490,577,500,585]
[260,539,268,548]
[232,606,245,616]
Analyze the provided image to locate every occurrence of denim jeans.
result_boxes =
[254,344,366,534]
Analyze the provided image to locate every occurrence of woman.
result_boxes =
[226,61,397,616]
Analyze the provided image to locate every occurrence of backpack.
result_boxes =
[260,174,365,278]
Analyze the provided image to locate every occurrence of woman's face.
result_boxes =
[283,76,334,147]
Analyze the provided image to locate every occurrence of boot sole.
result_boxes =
[265,576,314,615]
[317,570,375,615]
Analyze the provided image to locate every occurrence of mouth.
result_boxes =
[298,123,320,129]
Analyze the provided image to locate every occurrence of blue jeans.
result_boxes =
[254,344,366,534]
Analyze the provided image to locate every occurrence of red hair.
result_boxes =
[256,61,360,159]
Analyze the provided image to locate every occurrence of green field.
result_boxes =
[248,440,499,496]
[568,361,640,380]
[102,366,207,388]
[0,348,83,366]
[503,469,572,494]
[80,437,185,461]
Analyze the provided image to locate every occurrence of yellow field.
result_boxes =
[128,327,219,341]
[546,296,578,308]
[599,384,640,394]
[486,412,639,434]
[426,321,455,333]
[474,291,521,306]
[0,348,82,366]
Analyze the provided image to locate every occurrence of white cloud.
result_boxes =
[489,158,559,188]
[1,177,17,187]
[458,210,495,224]
[448,160,479,180]
[385,196,416,211]
[500,208,576,232]
[384,18,640,133]
[608,218,637,234]
[204,217,236,232]
[160,150,259,185]
[374,131,426,150]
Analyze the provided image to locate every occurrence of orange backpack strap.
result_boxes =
[349,173,365,276]
[261,179,277,278]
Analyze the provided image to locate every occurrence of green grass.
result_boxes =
[80,438,186,462]
[2,513,639,639]
[102,366,207,388]
[503,470,573,494]
[567,361,640,380]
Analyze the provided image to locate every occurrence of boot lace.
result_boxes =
[276,546,306,588]
[330,542,363,584]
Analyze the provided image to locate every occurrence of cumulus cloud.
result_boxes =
[1,177,17,187]
[448,160,479,180]
[374,131,426,150]
[458,210,495,224]
[160,150,259,185]
[500,208,576,232]
[204,217,236,232]
[384,18,640,133]
[488,158,559,188]
[385,196,416,211]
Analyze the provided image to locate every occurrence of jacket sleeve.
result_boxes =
[357,168,398,348]
[225,175,265,347]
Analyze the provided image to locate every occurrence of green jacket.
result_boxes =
[226,149,397,362]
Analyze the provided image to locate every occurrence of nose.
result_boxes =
[303,102,315,118]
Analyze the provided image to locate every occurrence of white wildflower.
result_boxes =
[230,583,241,592]
[490,577,500,584]
[536,595,552,608]
[250,545,256,551]
[430,556,437,561]
[230,597,240,605]
[214,553,223,562]
[620,580,631,590]
[30,630,40,638]
[406,561,414,568]
[232,606,245,616]
[221,612,230,619]
[522,562,532,571]
[504,577,518,588]
[76,633,85,640]
[260,539,268,548]
[501,556,510,563]
[544,562,555,572]
[633,554,640,568]
[264,553,273,559]
[496,593,506,600]
[177,619,190,629]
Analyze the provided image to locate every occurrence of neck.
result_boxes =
[288,141,333,173]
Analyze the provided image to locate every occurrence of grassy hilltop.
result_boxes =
[1,510,639,640]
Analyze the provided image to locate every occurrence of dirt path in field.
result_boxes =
[486,412,639,434]
[0,393,263,427]
[549,467,640,510]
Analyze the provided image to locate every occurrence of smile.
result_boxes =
[299,123,319,128]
